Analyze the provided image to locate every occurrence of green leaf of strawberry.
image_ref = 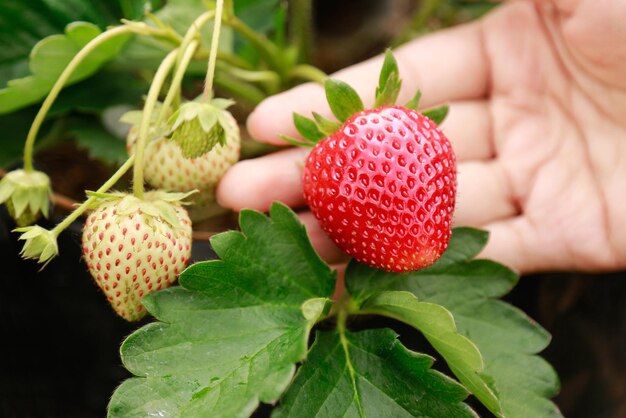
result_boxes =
[108,203,336,416]
[360,290,501,416]
[273,328,477,417]
[346,228,562,418]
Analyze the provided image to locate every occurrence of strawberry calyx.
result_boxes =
[85,190,196,230]
[0,169,52,226]
[14,225,59,267]
[167,97,237,159]
[281,50,450,147]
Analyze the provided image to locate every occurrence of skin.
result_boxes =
[217,0,626,274]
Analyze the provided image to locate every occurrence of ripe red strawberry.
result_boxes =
[82,192,192,321]
[303,106,456,272]
[290,51,457,272]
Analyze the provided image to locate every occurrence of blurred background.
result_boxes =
[1,1,624,416]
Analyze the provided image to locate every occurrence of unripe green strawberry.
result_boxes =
[125,103,240,214]
[82,192,192,321]
[303,106,456,272]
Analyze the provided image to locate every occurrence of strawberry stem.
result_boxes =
[157,39,200,127]
[51,155,136,237]
[22,22,182,174]
[203,0,225,100]
[22,25,133,173]
[164,9,216,113]
[132,50,179,199]
[288,64,327,84]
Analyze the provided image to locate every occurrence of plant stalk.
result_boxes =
[51,154,135,237]
[132,50,179,199]
[289,64,326,84]
[22,25,133,173]
[288,0,313,64]
[203,0,225,99]
[175,10,216,73]
[157,40,200,126]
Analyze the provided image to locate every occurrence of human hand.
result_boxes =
[217,0,626,274]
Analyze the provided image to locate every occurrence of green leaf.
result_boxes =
[361,291,502,416]
[374,50,402,107]
[273,328,476,417]
[0,0,146,86]
[109,203,336,417]
[0,22,130,114]
[0,22,129,113]
[324,79,364,122]
[234,0,282,37]
[293,113,324,143]
[346,228,562,418]
[312,112,342,136]
[422,105,449,125]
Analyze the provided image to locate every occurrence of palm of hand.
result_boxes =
[218,0,626,273]
[475,0,626,272]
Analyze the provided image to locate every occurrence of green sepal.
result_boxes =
[405,89,422,110]
[324,79,364,122]
[85,190,196,230]
[0,169,52,226]
[293,113,325,143]
[422,105,449,125]
[312,112,342,136]
[168,98,237,159]
[374,50,402,108]
[14,225,59,268]
[210,98,236,110]
[278,134,315,148]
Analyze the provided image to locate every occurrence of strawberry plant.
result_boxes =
[1,1,563,417]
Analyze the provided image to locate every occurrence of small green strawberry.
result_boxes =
[168,97,239,159]
[82,191,193,321]
[0,169,52,226]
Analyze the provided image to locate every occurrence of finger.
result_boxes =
[481,216,611,275]
[298,211,348,265]
[248,20,489,145]
[441,101,494,161]
[454,160,519,226]
[216,147,308,212]
[479,217,546,274]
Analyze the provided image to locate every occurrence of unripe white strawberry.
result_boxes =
[128,129,240,206]
[82,191,192,321]
[124,99,240,219]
